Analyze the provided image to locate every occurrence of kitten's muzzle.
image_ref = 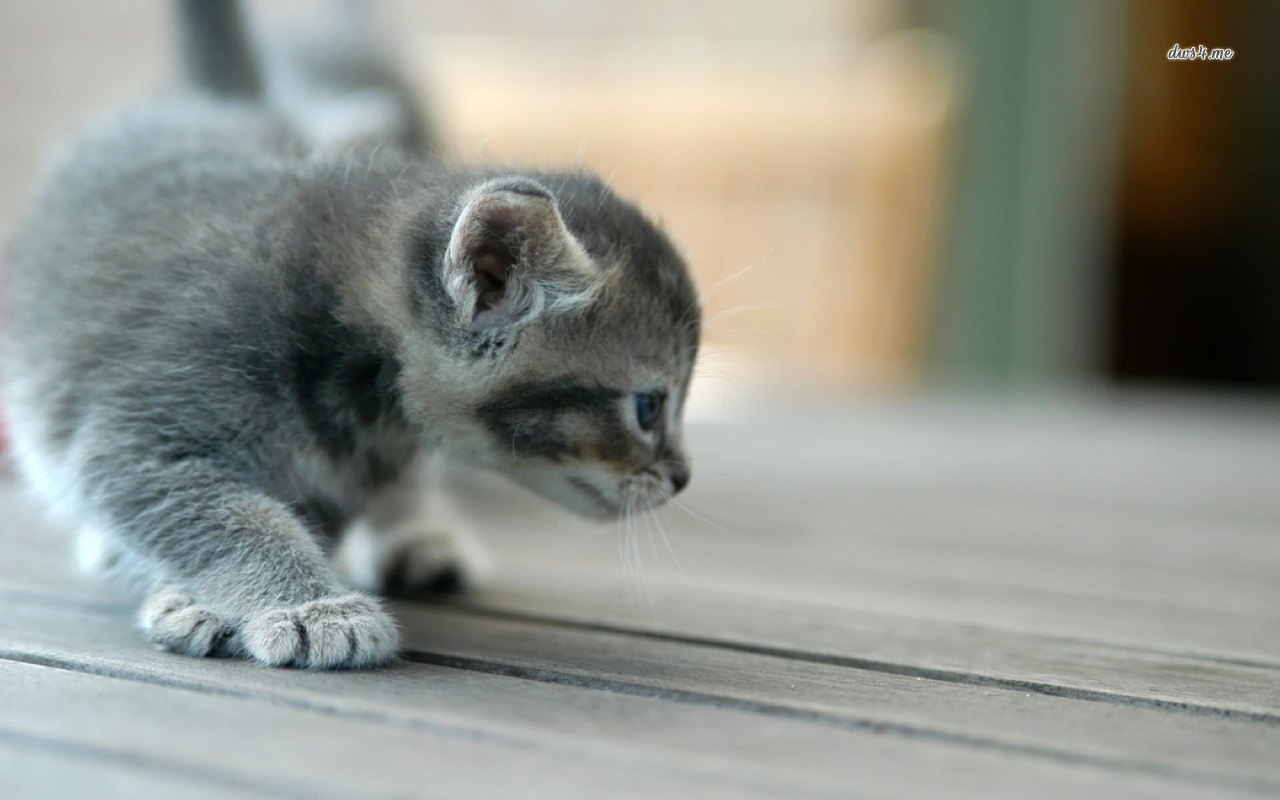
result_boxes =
[667,461,690,494]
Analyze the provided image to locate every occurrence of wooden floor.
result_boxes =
[2,394,1279,798]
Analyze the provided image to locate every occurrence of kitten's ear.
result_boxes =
[443,179,598,331]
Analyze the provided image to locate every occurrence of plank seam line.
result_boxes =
[0,650,844,800]
[5,646,1274,793]
[461,572,1280,671]
[439,605,1280,726]
[6,582,1279,671]
[3,587,1275,720]
[402,649,1280,795]
[0,649,602,750]
[1,636,1275,791]
[0,726,326,799]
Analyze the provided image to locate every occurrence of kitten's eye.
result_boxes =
[634,391,664,432]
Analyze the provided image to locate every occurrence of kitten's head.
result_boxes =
[396,172,699,520]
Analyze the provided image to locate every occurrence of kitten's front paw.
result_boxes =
[242,593,399,669]
[142,590,235,658]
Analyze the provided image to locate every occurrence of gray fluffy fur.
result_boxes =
[1,1,699,669]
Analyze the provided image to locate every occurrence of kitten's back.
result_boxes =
[2,96,318,516]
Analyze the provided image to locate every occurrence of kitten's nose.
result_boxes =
[668,461,690,494]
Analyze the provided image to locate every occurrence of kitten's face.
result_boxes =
[473,315,698,520]
[399,173,698,520]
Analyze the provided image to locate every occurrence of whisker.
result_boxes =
[615,483,629,577]
[697,263,756,305]
[647,485,687,579]
[621,487,638,604]
[629,493,655,617]
[702,326,772,341]
[641,494,662,564]
[669,495,743,539]
[704,303,782,325]
[655,459,736,478]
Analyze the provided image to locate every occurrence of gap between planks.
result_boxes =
[4,581,1277,726]
[433,602,1280,726]
[2,645,1277,798]
[0,655,840,800]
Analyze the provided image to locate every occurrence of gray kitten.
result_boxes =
[2,1,698,669]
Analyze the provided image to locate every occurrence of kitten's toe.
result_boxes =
[381,533,471,597]
[141,590,235,658]
[242,593,399,669]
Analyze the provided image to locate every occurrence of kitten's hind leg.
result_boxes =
[337,456,489,598]
[340,521,471,597]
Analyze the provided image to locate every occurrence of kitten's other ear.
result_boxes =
[443,179,599,332]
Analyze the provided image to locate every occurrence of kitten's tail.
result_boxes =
[172,0,263,98]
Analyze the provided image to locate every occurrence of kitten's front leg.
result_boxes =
[141,582,237,658]
[95,454,399,668]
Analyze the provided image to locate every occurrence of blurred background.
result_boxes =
[1,0,1277,408]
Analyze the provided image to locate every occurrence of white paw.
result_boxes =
[337,521,488,597]
[241,593,399,669]
[141,590,235,658]
[379,531,471,596]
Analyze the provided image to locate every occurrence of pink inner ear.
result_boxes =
[454,188,566,329]
[472,248,511,313]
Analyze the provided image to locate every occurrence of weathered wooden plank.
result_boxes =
[7,469,1277,670]
[5,539,1276,729]
[1,472,1277,720]
[392,605,1280,788]
[0,599,1268,799]
[659,488,1280,602]
[477,547,1280,659]
[0,657,818,800]
[445,575,1280,717]
[428,422,1280,659]
[11,524,1278,668]
[787,487,1280,579]
[468,513,1280,636]
[3,397,1279,799]
[0,743,273,800]
[677,398,1280,521]
[470,503,1280,619]
[447,451,1280,660]
[443,439,1280,606]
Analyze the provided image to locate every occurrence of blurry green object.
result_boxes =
[925,0,1127,387]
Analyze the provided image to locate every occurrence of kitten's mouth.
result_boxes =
[568,476,619,517]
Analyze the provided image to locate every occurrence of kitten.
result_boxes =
[1,1,698,669]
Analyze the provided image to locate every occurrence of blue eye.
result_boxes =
[634,391,664,432]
